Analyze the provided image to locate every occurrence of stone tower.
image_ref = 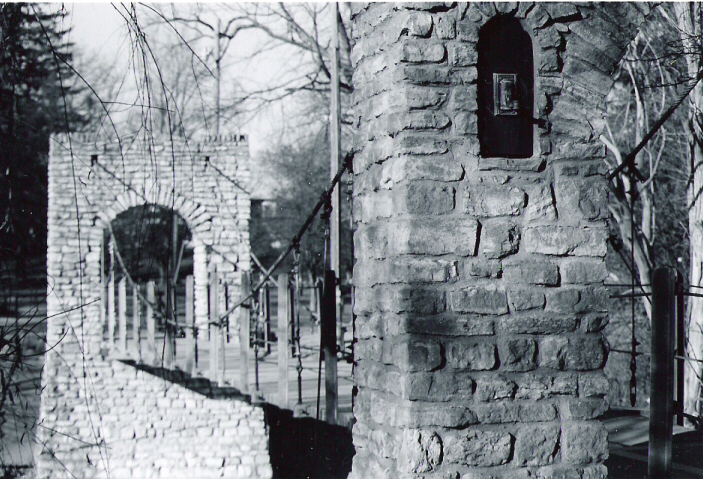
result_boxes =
[349,3,651,477]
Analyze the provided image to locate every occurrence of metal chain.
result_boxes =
[629,169,639,407]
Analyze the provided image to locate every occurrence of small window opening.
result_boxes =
[477,17,534,158]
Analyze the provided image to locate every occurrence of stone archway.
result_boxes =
[39,134,272,478]
[349,3,652,477]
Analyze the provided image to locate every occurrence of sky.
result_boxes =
[53,2,313,157]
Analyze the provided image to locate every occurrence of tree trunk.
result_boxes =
[674,2,703,419]
[685,83,703,418]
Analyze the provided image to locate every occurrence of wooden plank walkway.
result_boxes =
[604,412,703,478]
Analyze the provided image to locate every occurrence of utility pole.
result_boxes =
[215,19,222,136]
[327,2,341,425]
[330,3,341,315]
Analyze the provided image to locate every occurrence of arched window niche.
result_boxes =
[477,16,535,159]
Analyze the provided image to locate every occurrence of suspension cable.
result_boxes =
[213,151,353,326]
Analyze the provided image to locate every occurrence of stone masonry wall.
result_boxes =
[350,3,651,478]
[38,134,270,478]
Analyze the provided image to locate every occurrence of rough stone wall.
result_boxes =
[350,3,651,478]
[39,135,270,478]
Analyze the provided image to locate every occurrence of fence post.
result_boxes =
[118,277,127,354]
[277,273,289,408]
[321,270,338,424]
[240,271,251,394]
[184,275,195,375]
[649,267,676,478]
[209,271,220,384]
[145,281,156,365]
[132,284,140,359]
[108,240,115,350]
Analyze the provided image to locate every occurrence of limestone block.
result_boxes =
[390,338,443,372]
[503,260,558,285]
[394,182,455,215]
[382,111,452,136]
[453,111,478,135]
[526,183,558,223]
[393,314,495,337]
[444,430,512,467]
[451,285,508,314]
[514,424,560,466]
[465,186,525,217]
[390,286,447,314]
[382,155,464,184]
[448,43,477,66]
[507,289,546,311]
[462,259,502,279]
[456,21,479,43]
[404,12,433,38]
[499,337,537,371]
[446,339,496,371]
[400,372,474,401]
[356,389,477,428]
[399,85,449,109]
[555,177,609,222]
[500,316,577,335]
[524,226,607,257]
[546,288,608,313]
[562,421,608,464]
[393,217,479,256]
[539,335,607,371]
[434,12,456,39]
[397,429,443,473]
[472,401,556,424]
[560,397,608,420]
[578,372,609,397]
[560,259,608,284]
[448,85,478,112]
[474,375,517,402]
[393,65,452,85]
[479,220,520,259]
[398,134,450,155]
[399,40,446,63]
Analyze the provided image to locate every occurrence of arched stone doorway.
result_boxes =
[39,135,272,478]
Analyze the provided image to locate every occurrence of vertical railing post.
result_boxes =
[321,270,338,424]
[225,284,231,343]
[264,283,271,355]
[100,236,106,335]
[675,270,685,427]
[289,279,296,357]
[649,267,676,478]
[132,284,140,359]
[240,271,251,394]
[184,275,195,375]
[277,273,289,408]
[209,271,220,384]
[118,277,127,354]
[145,281,156,365]
[108,240,116,350]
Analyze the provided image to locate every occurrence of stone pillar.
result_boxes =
[350,3,651,478]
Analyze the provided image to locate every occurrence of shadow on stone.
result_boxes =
[122,360,251,401]
[264,404,354,479]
